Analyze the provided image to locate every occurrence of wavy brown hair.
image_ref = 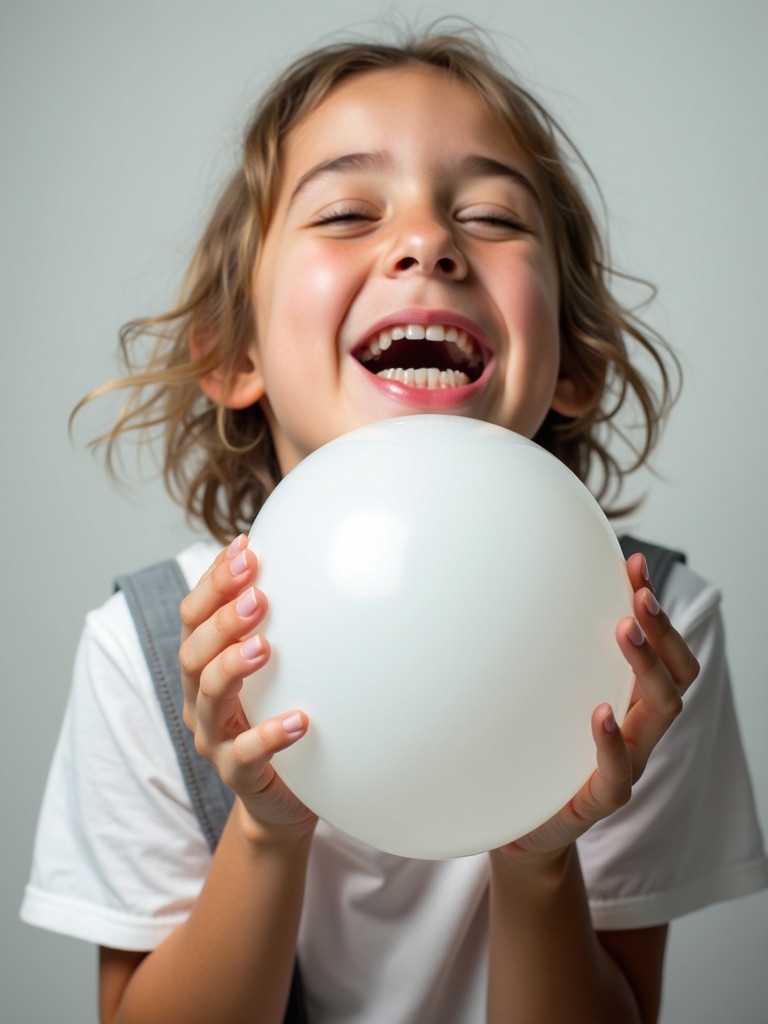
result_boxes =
[76,24,678,543]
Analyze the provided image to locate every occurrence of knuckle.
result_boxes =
[663,692,685,723]
[592,773,633,819]
[177,642,197,677]
[217,645,238,681]
[197,668,220,702]
[193,729,213,761]
[682,651,701,686]
[179,593,195,629]
[211,605,235,644]
[232,734,255,769]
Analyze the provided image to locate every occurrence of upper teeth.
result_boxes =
[358,323,482,368]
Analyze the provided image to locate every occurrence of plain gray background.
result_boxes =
[3,2,766,1021]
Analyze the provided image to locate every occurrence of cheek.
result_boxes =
[495,262,560,370]
[517,259,560,328]
[254,247,360,383]
[498,260,562,395]
[274,244,362,323]
[488,239,559,320]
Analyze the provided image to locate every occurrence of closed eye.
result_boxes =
[313,204,378,227]
[316,212,368,224]
[474,215,525,228]
[456,205,532,236]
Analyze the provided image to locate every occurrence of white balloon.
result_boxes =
[243,416,634,859]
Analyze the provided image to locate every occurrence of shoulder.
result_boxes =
[661,559,721,638]
[112,539,221,599]
[65,539,222,744]
[78,538,218,729]
[94,540,220,642]
[20,541,220,949]
[173,539,222,590]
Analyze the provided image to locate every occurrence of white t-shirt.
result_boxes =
[21,540,768,1023]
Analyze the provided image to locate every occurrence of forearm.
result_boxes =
[111,802,313,1024]
[487,845,642,1024]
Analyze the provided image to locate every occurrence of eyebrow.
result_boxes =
[459,154,543,209]
[288,150,543,209]
[289,152,391,206]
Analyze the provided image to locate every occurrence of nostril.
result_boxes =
[394,255,458,273]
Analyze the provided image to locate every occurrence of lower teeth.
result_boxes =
[376,367,471,388]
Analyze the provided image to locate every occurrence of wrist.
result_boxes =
[235,799,317,853]
[489,842,574,890]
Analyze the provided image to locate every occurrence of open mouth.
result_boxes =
[354,323,486,389]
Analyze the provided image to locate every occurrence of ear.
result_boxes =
[197,350,266,410]
[191,325,265,410]
[549,342,607,418]
[549,375,594,418]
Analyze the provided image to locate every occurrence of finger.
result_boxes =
[634,587,700,693]
[233,711,309,769]
[179,583,268,701]
[624,552,652,595]
[188,535,249,600]
[179,536,258,642]
[230,714,317,835]
[195,710,306,810]
[586,703,633,811]
[194,633,271,741]
[556,705,630,820]
[623,558,699,691]
[615,616,684,773]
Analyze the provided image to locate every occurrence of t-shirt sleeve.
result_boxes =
[578,563,768,930]
[20,591,212,951]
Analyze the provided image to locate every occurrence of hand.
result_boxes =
[178,536,317,842]
[500,552,700,861]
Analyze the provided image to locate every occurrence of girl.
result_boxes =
[22,26,768,1024]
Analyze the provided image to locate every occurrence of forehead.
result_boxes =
[278,64,536,184]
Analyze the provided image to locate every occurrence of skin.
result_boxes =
[226,65,586,469]
[100,66,700,1023]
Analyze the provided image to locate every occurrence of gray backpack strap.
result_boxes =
[618,534,686,599]
[115,560,235,853]
[115,560,309,1023]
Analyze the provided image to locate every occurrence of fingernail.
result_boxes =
[641,556,650,582]
[644,589,660,616]
[227,536,244,559]
[604,710,618,733]
[241,635,265,662]
[230,551,249,577]
[282,712,304,736]
[236,587,258,618]
[628,619,645,646]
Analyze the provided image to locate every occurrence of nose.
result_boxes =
[384,214,468,281]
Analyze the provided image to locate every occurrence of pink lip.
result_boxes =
[350,308,496,410]
[363,367,493,409]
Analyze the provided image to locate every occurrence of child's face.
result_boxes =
[247,65,576,474]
